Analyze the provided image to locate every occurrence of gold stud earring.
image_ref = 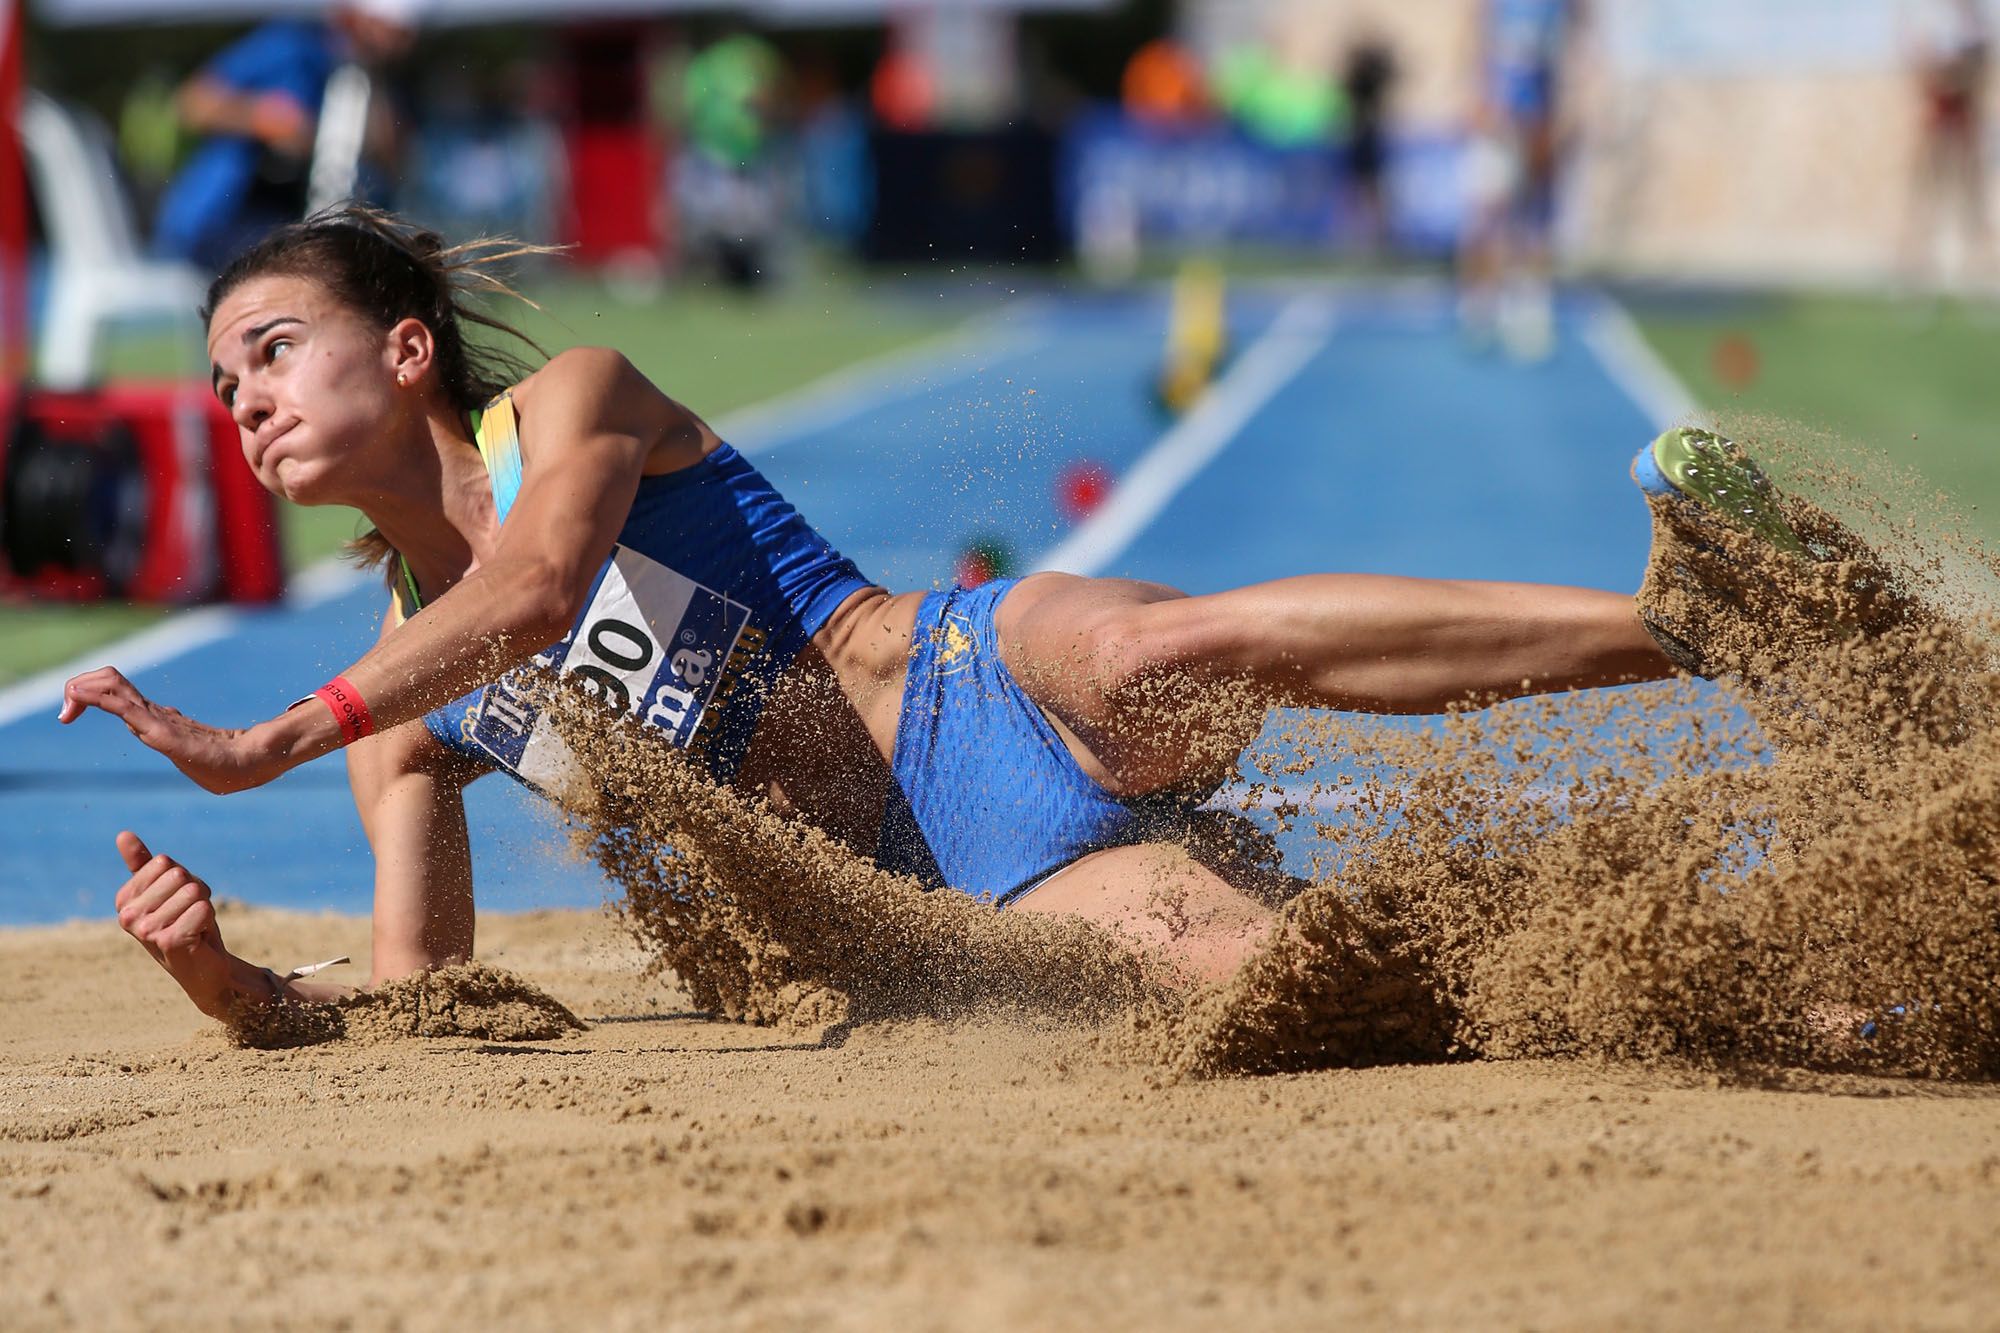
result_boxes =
[397,374,407,387]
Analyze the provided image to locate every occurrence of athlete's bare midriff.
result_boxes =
[730,585,928,855]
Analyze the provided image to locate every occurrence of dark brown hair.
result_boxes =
[203,205,560,572]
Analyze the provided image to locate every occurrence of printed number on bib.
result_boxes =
[466,545,750,793]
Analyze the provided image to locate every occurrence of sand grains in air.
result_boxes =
[233,423,2000,1084]
[549,425,2000,1083]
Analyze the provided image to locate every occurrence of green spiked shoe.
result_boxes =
[1631,427,1811,676]
[1631,427,1808,558]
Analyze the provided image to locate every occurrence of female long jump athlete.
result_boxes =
[66,208,1735,1024]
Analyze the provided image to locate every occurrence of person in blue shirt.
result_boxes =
[1458,0,1583,359]
[153,1,421,271]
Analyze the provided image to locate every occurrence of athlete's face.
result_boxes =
[207,275,408,506]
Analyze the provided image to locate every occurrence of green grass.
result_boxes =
[1629,294,2000,528]
[0,267,953,686]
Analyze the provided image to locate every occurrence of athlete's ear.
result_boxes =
[385,317,437,390]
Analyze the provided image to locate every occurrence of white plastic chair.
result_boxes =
[19,90,208,388]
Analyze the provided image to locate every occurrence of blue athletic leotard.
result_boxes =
[876,578,1210,905]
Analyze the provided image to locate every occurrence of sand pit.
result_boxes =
[10,431,2000,1325]
[6,905,2000,1330]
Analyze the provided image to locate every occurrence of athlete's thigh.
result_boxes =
[1007,842,1275,987]
[994,571,1185,724]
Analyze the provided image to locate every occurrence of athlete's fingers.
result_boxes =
[59,667,138,725]
[61,673,151,735]
[135,877,211,947]
[155,897,218,957]
[113,853,179,913]
[117,831,152,874]
[118,864,191,931]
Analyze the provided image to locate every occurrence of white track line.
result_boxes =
[286,558,369,607]
[716,302,1041,453]
[1033,296,1338,577]
[1580,294,1701,430]
[0,556,367,730]
[0,605,239,730]
[0,306,1034,732]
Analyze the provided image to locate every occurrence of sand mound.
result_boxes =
[1162,432,2000,1079]
[228,962,586,1049]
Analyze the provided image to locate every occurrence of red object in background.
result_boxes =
[1056,460,1113,521]
[1711,332,1761,390]
[954,548,996,589]
[564,127,666,263]
[0,383,282,604]
[953,535,1016,590]
[871,48,935,132]
[558,23,667,266]
[1122,39,1207,125]
[0,0,28,382]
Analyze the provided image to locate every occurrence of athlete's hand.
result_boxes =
[113,832,257,1021]
[59,667,287,794]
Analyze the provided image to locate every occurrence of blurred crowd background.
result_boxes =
[13,0,1996,306]
[3,0,1998,680]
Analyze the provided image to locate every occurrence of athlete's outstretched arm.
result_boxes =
[111,608,481,1021]
[59,348,671,794]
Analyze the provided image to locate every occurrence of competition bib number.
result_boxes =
[465,545,751,794]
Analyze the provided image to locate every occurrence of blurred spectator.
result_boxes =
[793,54,871,246]
[152,0,422,272]
[871,44,935,132]
[117,70,183,218]
[1215,43,1343,149]
[1458,0,1583,360]
[1901,0,1993,291]
[408,62,564,248]
[676,31,784,289]
[1122,39,1207,127]
[1341,35,1399,256]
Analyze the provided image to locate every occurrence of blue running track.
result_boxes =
[0,283,1687,927]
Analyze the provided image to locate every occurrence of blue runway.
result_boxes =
[0,283,1681,927]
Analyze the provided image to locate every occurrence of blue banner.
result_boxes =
[1059,107,1467,256]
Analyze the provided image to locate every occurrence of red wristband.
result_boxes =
[311,676,375,745]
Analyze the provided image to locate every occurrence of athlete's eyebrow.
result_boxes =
[241,316,302,345]
[211,317,303,395]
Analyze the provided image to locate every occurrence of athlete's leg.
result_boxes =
[998,571,1670,795]
[1007,842,1278,986]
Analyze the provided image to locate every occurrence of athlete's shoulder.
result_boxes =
[513,347,703,460]
[516,346,645,402]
